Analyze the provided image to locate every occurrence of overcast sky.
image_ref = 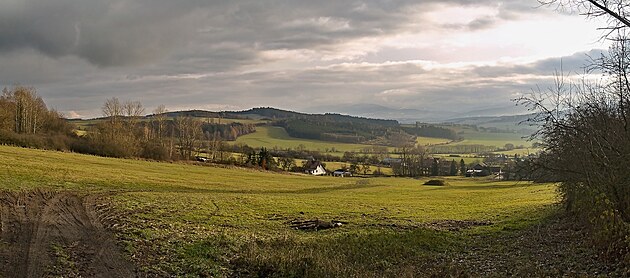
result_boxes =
[0,0,608,119]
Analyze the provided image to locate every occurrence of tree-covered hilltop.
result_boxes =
[201,122,256,141]
[156,107,454,146]
[239,107,398,126]
[401,124,461,141]
[274,118,395,144]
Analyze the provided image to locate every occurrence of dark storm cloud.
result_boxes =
[0,0,583,118]
[29,49,596,119]
[0,0,211,66]
[0,0,537,67]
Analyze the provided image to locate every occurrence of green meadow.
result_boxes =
[235,125,533,157]
[0,145,560,276]
[234,126,385,153]
[415,136,452,146]
[452,129,532,148]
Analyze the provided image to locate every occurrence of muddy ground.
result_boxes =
[0,190,136,278]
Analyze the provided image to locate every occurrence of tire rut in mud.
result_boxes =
[0,190,135,278]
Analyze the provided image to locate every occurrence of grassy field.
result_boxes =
[453,129,532,148]
[235,126,456,155]
[0,145,562,276]
[416,136,452,146]
[493,148,542,156]
[234,126,388,154]
[236,125,533,158]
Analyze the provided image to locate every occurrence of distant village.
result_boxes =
[227,151,539,181]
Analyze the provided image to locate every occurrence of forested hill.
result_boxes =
[237,107,399,126]
[151,107,454,145]
[161,107,399,126]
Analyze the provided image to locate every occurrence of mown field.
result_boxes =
[235,125,533,158]
[71,117,528,157]
[234,126,387,154]
[452,128,532,148]
[0,145,570,276]
[415,136,452,146]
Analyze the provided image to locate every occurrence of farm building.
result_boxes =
[195,156,208,162]
[466,163,490,177]
[332,169,353,177]
[304,161,327,176]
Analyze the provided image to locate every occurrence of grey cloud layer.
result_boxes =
[0,0,211,66]
[0,0,537,67]
[0,0,575,118]
[25,49,597,118]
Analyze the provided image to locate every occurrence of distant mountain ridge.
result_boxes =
[303,103,531,123]
[445,114,534,125]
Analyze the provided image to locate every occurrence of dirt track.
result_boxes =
[0,190,135,278]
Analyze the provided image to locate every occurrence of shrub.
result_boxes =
[423,180,447,186]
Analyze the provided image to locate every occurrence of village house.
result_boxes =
[489,165,504,180]
[304,160,327,176]
[466,163,490,177]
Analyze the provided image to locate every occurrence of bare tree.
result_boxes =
[152,105,168,140]
[124,101,144,121]
[0,86,73,135]
[0,87,16,132]
[175,116,203,160]
[540,0,630,37]
[123,101,145,137]
[96,98,144,157]
[205,130,223,161]
[102,97,124,123]
[392,146,428,177]
[2,86,47,134]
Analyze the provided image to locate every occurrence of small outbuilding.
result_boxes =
[465,163,490,177]
[332,169,353,177]
[195,156,208,162]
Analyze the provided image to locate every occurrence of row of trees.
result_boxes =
[91,98,249,161]
[80,98,254,161]
[0,86,73,136]
[0,92,254,162]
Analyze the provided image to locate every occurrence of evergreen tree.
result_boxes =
[450,160,458,176]
[431,159,439,176]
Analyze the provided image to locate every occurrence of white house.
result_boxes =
[304,161,327,176]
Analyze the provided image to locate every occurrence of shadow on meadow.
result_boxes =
[228,228,465,278]
[128,180,389,196]
[169,211,622,277]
